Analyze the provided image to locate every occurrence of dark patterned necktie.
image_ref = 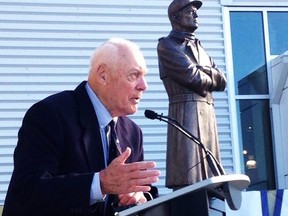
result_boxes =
[107,120,120,164]
[105,120,120,216]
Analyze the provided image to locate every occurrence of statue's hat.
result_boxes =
[168,0,202,15]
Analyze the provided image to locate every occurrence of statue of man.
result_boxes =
[157,0,226,189]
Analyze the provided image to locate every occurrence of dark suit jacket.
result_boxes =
[3,81,144,216]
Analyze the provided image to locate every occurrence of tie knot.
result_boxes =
[109,120,116,129]
[108,120,119,145]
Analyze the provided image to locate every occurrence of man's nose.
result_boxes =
[137,77,148,91]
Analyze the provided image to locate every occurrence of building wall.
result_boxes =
[281,82,288,188]
[0,0,231,205]
[271,52,288,188]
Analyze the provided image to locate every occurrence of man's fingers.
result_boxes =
[125,161,157,171]
[102,151,160,195]
[128,169,160,180]
[122,161,161,184]
[128,175,159,186]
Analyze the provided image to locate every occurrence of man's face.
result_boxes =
[104,48,148,117]
[177,5,199,32]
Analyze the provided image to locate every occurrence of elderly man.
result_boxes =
[157,0,226,189]
[3,38,160,216]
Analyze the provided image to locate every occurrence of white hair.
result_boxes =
[89,38,141,73]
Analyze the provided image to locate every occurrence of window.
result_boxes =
[230,11,268,95]
[237,99,275,190]
[268,12,288,55]
[230,11,275,190]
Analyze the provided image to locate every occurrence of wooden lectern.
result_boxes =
[116,174,250,216]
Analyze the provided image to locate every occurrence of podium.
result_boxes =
[116,174,250,216]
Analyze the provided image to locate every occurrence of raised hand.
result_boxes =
[99,147,160,195]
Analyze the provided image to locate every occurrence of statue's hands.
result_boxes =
[99,147,160,196]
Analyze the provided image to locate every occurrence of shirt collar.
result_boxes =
[85,83,113,128]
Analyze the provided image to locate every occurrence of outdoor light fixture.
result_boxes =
[246,155,257,169]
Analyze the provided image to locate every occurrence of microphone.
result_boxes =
[144,109,171,121]
[144,109,160,120]
[144,109,226,177]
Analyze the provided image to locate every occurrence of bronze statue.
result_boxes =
[157,0,226,189]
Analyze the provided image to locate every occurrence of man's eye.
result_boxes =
[128,73,138,81]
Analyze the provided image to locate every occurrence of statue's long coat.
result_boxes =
[157,30,226,188]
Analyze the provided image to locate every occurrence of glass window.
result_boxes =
[230,11,275,191]
[237,99,275,190]
[268,12,288,55]
[230,12,268,95]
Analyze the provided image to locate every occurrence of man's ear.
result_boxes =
[95,63,108,84]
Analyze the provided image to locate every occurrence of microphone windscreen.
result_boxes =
[144,110,158,120]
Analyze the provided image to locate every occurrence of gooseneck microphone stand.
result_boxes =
[144,110,226,177]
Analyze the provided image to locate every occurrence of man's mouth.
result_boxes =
[131,96,141,104]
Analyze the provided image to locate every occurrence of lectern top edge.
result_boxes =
[117,174,250,216]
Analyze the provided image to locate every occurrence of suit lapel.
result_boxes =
[74,81,106,171]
